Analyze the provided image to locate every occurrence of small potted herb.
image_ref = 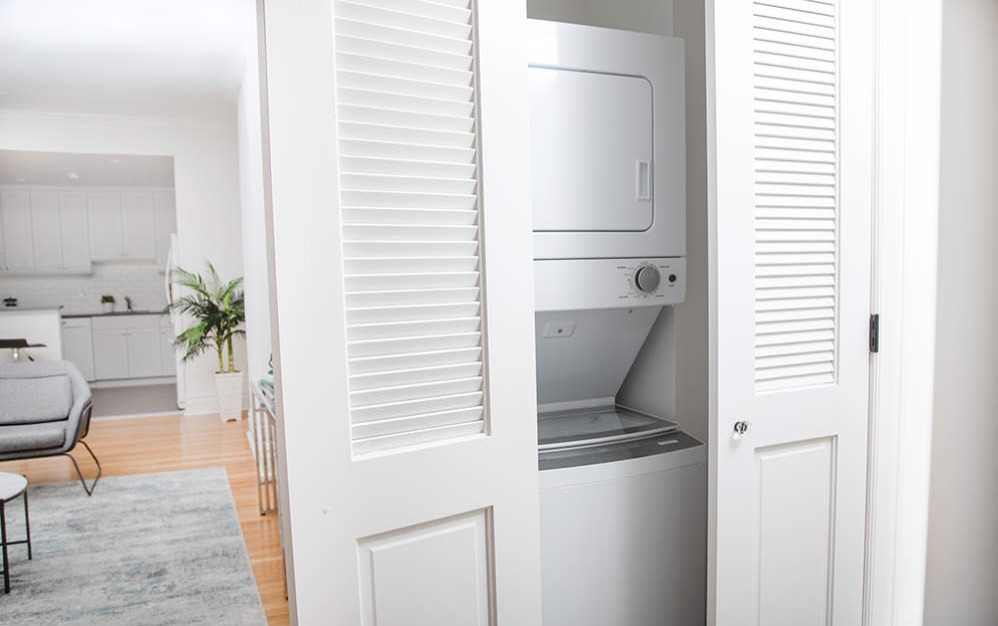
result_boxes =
[100,294,116,313]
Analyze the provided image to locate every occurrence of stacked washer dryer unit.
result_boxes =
[529,20,706,626]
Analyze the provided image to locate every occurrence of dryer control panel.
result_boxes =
[534,258,687,312]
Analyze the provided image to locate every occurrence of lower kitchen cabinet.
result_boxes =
[61,317,96,382]
[91,314,174,381]
[126,327,162,378]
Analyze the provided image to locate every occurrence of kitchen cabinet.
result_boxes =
[88,190,156,261]
[92,314,173,381]
[59,192,92,272]
[30,190,62,272]
[0,185,168,274]
[87,191,123,261]
[30,190,92,275]
[61,317,96,382]
[92,325,130,380]
[0,189,36,273]
[127,327,162,378]
[121,192,157,259]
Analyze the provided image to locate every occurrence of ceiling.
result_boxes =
[0,150,174,186]
[0,0,255,118]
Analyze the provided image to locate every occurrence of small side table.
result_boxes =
[0,339,46,362]
[0,473,32,593]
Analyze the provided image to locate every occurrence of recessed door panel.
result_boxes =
[529,68,653,232]
[757,437,835,626]
[358,509,493,626]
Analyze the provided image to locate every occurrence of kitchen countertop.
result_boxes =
[62,310,164,318]
[0,307,62,313]
[1,307,165,318]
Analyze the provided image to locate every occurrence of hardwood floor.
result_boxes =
[0,413,291,626]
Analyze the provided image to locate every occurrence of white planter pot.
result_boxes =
[102,302,114,313]
[214,371,245,422]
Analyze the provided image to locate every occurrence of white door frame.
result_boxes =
[863,1,942,625]
[256,0,944,620]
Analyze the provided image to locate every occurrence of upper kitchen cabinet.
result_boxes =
[88,189,157,261]
[30,190,62,272]
[121,191,157,259]
[58,191,92,272]
[0,189,36,273]
[154,190,176,272]
[30,190,92,274]
[88,191,123,260]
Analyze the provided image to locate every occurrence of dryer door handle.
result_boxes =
[635,159,652,200]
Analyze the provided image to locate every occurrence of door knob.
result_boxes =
[732,421,751,440]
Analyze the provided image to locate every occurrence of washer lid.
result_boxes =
[537,405,678,451]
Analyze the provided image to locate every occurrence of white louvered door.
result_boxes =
[708,1,873,624]
[335,0,488,454]
[261,0,541,623]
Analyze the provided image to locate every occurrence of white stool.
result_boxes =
[0,472,31,593]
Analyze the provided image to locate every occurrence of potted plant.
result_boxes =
[100,294,116,313]
[166,263,246,422]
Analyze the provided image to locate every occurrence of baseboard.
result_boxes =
[92,377,175,389]
[183,392,250,417]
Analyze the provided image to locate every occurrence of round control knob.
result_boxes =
[634,265,661,293]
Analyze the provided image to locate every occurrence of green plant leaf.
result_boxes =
[166,262,246,370]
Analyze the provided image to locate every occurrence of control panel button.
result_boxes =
[634,265,661,293]
[668,274,677,284]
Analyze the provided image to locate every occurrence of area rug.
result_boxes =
[0,468,267,626]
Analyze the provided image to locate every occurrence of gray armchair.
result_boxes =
[0,360,101,495]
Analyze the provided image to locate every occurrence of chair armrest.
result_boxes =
[75,399,94,441]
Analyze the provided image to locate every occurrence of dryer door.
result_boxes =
[528,20,686,260]
[530,67,654,232]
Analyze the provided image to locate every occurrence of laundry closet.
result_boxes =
[523,5,708,624]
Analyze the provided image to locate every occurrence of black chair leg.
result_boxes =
[1,500,9,593]
[64,441,102,496]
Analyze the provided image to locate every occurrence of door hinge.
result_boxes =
[869,314,880,353]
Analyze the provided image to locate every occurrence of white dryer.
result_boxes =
[528,19,686,261]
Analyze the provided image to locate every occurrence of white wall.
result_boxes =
[670,0,708,443]
[527,0,672,35]
[924,0,998,622]
[0,109,245,414]
[2,263,168,313]
[236,9,271,386]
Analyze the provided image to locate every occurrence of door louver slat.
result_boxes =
[334,19,472,55]
[346,302,481,325]
[342,207,478,225]
[350,362,483,390]
[348,346,482,374]
[336,2,472,40]
[347,332,482,358]
[753,0,839,392]
[351,406,484,441]
[352,391,483,423]
[352,421,485,456]
[335,0,485,454]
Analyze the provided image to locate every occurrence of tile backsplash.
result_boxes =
[0,263,168,313]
